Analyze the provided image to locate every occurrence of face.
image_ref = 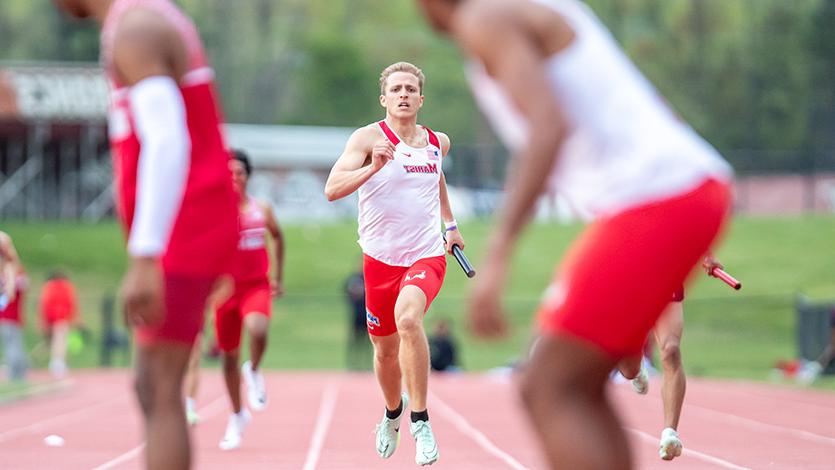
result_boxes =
[417,0,455,33]
[379,71,424,119]
[53,0,91,18]
[229,160,248,194]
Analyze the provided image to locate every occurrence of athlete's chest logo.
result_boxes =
[403,162,438,174]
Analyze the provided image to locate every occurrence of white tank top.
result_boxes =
[466,0,732,219]
[357,121,446,266]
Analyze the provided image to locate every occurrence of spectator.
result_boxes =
[798,308,835,384]
[429,318,460,372]
[0,231,28,381]
[39,270,78,378]
[345,262,370,370]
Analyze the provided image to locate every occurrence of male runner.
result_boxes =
[325,61,465,466]
[54,1,238,468]
[617,254,723,461]
[215,148,285,450]
[416,1,733,468]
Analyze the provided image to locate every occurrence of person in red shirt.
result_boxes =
[39,271,78,378]
[0,231,28,381]
[214,149,285,450]
[55,1,238,468]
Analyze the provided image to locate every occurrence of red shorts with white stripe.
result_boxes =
[538,178,730,359]
[363,254,446,337]
[135,273,217,346]
[214,279,272,352]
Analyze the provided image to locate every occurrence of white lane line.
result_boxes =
[688,403,835,447]
[429,392,531,470]
[626,427,751,470]
[302,382,339,470]
[0,395,124,444]
[90,443,146,470]
[90,395,226,470]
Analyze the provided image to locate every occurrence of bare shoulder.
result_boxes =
[255,198,275,215]
[112,8,186,84]
[115,8,174,44]
[436,132,452,156]
[454,0,516,35]
[347,124,383,150]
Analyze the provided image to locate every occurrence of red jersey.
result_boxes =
[232,197,270,284]
[101,0,237,276]
[0,275,27,325]
[39,278,77,325]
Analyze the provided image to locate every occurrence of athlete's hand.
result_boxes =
[445,229,465,254]
[370,140,395,172]
[271,279,284,299]
[468,252,509,339]
[702,254,723,275]
[121,257,165,328]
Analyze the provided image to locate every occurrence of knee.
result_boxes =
[660,342,682,368]
[395,311,423,337]
[519,368,571,412]
[374,344,399,365]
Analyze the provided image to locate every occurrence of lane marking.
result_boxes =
[626,427,751,470]
[0,395,124,444]
[430,391,531,470]
[302,382,339,470]
[688,403,835,447]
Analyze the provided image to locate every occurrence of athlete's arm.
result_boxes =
[457,8,568,262]
[456,5,570,337]
[112,10,191,327]
[0,232,20,301]
[436,133,465,253]
[260,200,285,298]
[324,127,394,201]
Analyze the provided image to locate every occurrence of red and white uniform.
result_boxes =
[0,275,27,326]
[468,0,732,357]
[215,198,273,352]
[359,121,447,336]
[101,0,237,344]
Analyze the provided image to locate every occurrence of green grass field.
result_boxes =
[2,216,835,388]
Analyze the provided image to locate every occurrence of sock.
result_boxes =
[185,397,196,412]
[385,399,403,419]
[411,409,429,423]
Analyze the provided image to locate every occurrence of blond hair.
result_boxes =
[379,62,425,95]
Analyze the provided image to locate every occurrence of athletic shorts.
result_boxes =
[0,289,23,325]
[538,178,730,359]
[135,274,217,346]
[214,279,272,352]
[363,254,446,337]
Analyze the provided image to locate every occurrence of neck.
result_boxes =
[385,114,421,142]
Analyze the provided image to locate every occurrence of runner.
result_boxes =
[215,149,285,450]
[617,253,724,461]
[416,1,733,468]
[54,1,238,468]
[325,61,465,466]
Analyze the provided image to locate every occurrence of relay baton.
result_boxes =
[443,234,476,278]
[710,267,742,290]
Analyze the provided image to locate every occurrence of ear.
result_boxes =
[379,94,386,108]
[418,94,425,109]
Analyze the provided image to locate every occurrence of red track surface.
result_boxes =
[1,370,833,469]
